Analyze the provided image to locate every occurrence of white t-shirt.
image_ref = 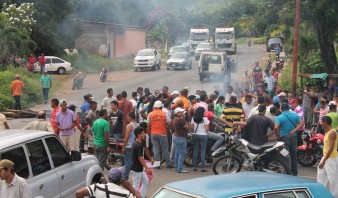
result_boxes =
[0,113,7,130]
[191,117,210,135]
[102,96,117,113]
[129,99,137,109]
[86,183,134,198]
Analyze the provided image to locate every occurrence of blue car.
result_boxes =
[151,172,333,198]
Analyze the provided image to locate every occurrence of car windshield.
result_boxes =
[197,43,211,48]
[170,47,186,53]
[216,32,233,39]
[171,53,186,59]
[268,38,282,44]
[190,33,208,41]
[152,188,194,198]
[137,50,153,56]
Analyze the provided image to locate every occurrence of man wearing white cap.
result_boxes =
[147,100,173,168]
[10,74,27,110]
[75,167,140,198]
[171,90,180,103]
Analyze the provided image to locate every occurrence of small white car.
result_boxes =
[166,52,192,70]
[0,130,103,198]
[34,56,72,75]
[194,43,213,60]
[134,48,161,72]
[168,45,188,59]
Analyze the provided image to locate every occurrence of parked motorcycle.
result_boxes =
[100,67,107,82]
[211,130,291,175]
[297,130,324,167]
[72,71,86,89]
[105,137,125,170]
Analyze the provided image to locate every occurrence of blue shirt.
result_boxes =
[275,47,281,54]
[81,101,91,113]
[275,111,301,137]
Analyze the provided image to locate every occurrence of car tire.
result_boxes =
[57,67,65,75]
[134,68,138,72]
[152,65,156,71]
[189,62,192,69]
[199,76,204,82]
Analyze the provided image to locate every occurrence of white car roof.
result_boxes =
[138,49,155,52]
[0,130,54,151]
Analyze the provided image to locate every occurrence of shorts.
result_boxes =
[60,134,76,152]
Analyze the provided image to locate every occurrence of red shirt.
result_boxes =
[253,72,263,85]
[28,56,36,64]
[205,111,215,132]
[39,55,46,66]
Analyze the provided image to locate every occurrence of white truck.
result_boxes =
[189,28,210,54]
[133,48,161,72]
[215,27,237,55]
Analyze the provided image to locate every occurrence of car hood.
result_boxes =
[195,48,210,51]
[135,56,155,60]
[167,58,185,63]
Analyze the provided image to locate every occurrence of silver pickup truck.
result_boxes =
[0,130,103,198]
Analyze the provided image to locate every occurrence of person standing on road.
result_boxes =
[23,111,53,132]
[101,88,117,114]
[68,104,86,152]
[136,87,144,100]
[0,113,9,130]
[274,102,304,176]
[118,91,134,137]
[50,98,60,135]
[131,127,153,198]
[38,53,45,75]
[85,101,99,154]
[172,107,190,173]
[122,112,139,180]
[27,53,36,71]
[0,159,32,198]
[109,100,124,139]
[242,95,255,119]
[275,44,281,60]
[317,116,338,197]
[214,96,225,118]
[225,86,237,103]
[40,70,52,104]
[56,99,77,152]
[148,101,173,168]
[11,74,27,110]
[129,92,138,111]
[81,93,93,114]
[264,70,276,95]
[75,167,140,198]
[92,109,111,170]
[326,104,338,129]
[191,107,210,172]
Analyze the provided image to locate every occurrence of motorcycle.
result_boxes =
[297,129,324,167]
[72,72,86,89]
[211,130,291,175]
[100,68,107,82]
[105,137,125,170]
[247,40,252,47]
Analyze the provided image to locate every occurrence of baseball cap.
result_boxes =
[108,167,124,183]
[289,99,298,105]
[154,101,162,108]
[174,107,186,115]
[278,92,286,97]
[67,104,77,111]
[0,159,14,169]
[171,90,180,95]
[281,102,290,110]
[60,99,67,105]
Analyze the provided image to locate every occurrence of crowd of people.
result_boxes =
[1,57,338,197]
[1,53,46,73]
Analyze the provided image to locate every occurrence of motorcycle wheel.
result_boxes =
[105,154,124,170]
[212,155,242,175]
[297,150,317,167]
[263,154,291,175]
[184,147,196,167]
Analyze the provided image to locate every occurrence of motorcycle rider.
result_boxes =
[72,71,85,90]
[100,67,108,81]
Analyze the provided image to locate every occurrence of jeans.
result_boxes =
[170,139,176,163]
[13,96,21,110]
[123,148,133,180]
[94,145,108,170]
[42,88,50,101]
[280,136,298,176]
[131,171,149,198]
[207,131,224,151]
[173,136,187,172]
[193,135,208,169]
[151,134,172,167]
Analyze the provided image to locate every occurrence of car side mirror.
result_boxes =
[70,150,82,161]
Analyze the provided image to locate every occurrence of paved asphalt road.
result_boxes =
[7,44,317,197]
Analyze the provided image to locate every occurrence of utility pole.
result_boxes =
[292,0,301,95]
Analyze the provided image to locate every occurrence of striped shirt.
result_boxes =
[86,183,134,198]
[222,106,244,132]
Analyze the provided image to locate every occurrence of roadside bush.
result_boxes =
[253,36,266,44]
[62,54,132,73]
[0,67,42,111]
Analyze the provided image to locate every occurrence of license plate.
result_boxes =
[280,148,289,157]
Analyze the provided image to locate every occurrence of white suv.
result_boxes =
[0,130,103,198]
[34,56,72,75]
[134,48,161,72]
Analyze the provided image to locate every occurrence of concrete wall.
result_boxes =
[115,29,146,57]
